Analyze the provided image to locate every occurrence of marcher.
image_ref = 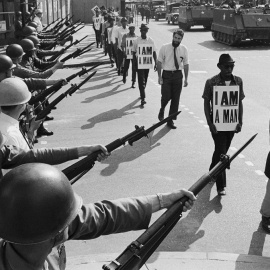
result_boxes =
[115,17,129,75]
[259,152,270,233]
[157,29,189,129]
[132,23,157,106]
[145,7,151,24]
[92,7,104,48]
[14,11,24,40]
[111,17,121,71]
[121,23,137,87]
[0,162,196,270]
[202,54,244,196]
[104,16,115,66]
[0,131,109,179]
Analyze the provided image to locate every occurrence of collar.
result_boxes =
[217,73,236,84]
[0,113,19,128]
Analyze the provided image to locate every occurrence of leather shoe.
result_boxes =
[167,120,177,129]
[158,109,164,121]
[131,82,135,88]
[37,128,54,137]
[262,216,270,233]
[44,115,54,121]
[122,77,126,84]
[217,188,226,196]
[141,99,146,106]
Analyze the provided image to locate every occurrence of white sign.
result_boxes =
[91,5,100,15]
[93,16,103,30]
[125,37,136,59]
[213,85,240,131]
[137,44,153,69]
[0,21,6,32]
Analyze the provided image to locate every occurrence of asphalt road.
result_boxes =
[38,17,270,259]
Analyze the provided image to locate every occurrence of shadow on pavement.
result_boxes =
[81,99,140,129]
[246,224,266,256]
[100,126,171,176]
[148,183,222,260]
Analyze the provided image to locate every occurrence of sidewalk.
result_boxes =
[66,252,270,270]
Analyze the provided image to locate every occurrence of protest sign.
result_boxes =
[137,44,153,69]
[125,37,137,59]
[213,85,240,131]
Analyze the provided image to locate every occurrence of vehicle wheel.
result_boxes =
[168,19,170,24]
[203,24,211,31]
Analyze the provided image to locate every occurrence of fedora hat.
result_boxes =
[218,54,235,65]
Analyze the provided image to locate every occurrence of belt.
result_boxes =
[163,70,182,73]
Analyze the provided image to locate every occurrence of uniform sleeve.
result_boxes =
[0,145,79,169]
[23,78,47,92]
[68,197,152,240]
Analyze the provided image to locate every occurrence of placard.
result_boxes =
[137,44,153,69]
[126,37,136,59]
[0,21,6,32]
[213,85,240,131]
[91,5,100,15]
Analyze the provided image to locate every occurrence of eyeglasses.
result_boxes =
[222,64,235,69]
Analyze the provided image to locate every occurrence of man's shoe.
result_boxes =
[44,115,54,121]
[141,99,146,106]
[37,128,54,137]
[33,138,38,144]
[122,77,126,84]
[217,188,226,196]
[158,109,164,121]
[131,82,135,88]
[167,120,177,129]
[262,216,270,233]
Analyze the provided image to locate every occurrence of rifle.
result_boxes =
[52,15,74,34]
[60,42,95,62]
[47,35,88,62]
[43,17,60,31]
[58,19,81,39]
[29,64,100,105]
[35,71,97,121]
[62,111,181,184]
[64,60,111,68]
[59,22,84,41]
[102,133,257,270]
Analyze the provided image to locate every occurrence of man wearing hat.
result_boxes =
[202,54,244,196]
[132,23,157,106]
[121,23,137,87]
[114,17,129,75]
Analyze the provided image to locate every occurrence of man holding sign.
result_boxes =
[132,24,157,106]
[92,7,104,48]
[202,54,245,196]
[121,23,138,87]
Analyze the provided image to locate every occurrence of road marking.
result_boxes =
[204,125,209,128]
[255,170,264,176]
[188,112,194,114]
[41,141,47,145]
[190,71,207,74]
[184,108,189,111]
[198,120,205,123]
[230,147,237,151]
[238,154,245,159]
[245,161,254,166]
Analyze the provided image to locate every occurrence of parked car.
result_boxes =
[167,7,180,24]
[154,6,167,21]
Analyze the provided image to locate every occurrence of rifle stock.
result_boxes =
[102,133,257,270]
[62,111,181,184]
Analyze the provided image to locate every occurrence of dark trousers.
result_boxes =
[112,44,118,68]
[123,58,136,83]
[137,69,149,99]
[161,70,183,120]
[117,48,124,71]
[210,131,235,191]
[94,29,101,45]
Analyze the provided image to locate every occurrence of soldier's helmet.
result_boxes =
[0,163,82,244]
[0,78,31,106]
[28,21,38,28]
[20,38,36,52]
[0,55,16,72]
[26,35,40,46]
[22,25,37,37]
[6,44,24,59]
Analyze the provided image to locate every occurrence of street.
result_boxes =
[38,16,270,260]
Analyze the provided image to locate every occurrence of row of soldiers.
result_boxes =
[0,10,97,149]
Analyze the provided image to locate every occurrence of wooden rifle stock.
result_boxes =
[102,134,257,270]
[62,111,181,184]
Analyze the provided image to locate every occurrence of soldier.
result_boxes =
[6,44,62,79]
[132,23,157,106]
[220,0,236,8]
[0,78,40,149]
[121,23,137,87]
[202,54,244,196]
[14,11,24,40]
[0,162,196,269]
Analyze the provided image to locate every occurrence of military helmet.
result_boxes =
[0,55,16,72]
[0,78,31,106]
[6,44,24,59]
[20,38,35,52]
[26,35,40,46]
[22,25,36,36]
[15,11,22,17]
[0,163,82,244]
[28,21,38,28]
[35,8,43,14]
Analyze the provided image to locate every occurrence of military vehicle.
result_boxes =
[154,6,167,20]
[178,4,214,30]
[211,6,270,46]
[167,6,180,24]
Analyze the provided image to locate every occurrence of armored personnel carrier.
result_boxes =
[211,6,270,45]
[178,4,214,30]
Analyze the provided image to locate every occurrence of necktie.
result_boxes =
[174,47,179,70]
